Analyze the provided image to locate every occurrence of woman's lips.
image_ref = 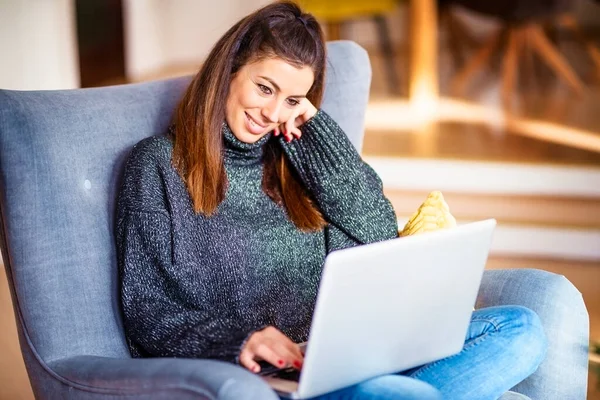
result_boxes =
[245,112,268,135]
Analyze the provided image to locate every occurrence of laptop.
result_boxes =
[261,218,497,399]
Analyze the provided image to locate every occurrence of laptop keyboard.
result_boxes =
[257,344,306,382]
[259,364,302,382]
[271,367,301,381]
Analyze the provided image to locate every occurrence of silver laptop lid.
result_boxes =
[297,219,496,399]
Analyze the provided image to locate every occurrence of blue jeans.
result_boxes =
[297,305,547,400]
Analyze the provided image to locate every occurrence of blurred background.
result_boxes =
[1,0,599,398]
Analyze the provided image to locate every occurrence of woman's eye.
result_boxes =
[286,98,299,106]
[258,84,272,95]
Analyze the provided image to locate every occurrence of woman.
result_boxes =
[116,2,547,399]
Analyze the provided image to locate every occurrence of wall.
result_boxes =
[0,0,79,90]
[122,0,271,81]
[0,0,273,90]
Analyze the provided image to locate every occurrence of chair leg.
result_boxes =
[558,14,600,77]
[373,15,400,95]
[445,8,479,50]
[442,8,480,73]
[441,10,464,70]
[502,28,522,109]
[450,28,502,95]
[522,25,538,94]
[527,24,584,95]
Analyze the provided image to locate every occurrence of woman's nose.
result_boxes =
[261,100,283,124]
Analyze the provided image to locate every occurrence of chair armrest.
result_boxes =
[477,268,589,400]
[48,355,279,400]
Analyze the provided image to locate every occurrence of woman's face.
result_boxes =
[225,57,315,144]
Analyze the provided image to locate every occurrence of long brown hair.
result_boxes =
[172,1,327,231]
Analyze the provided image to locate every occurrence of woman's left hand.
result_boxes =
[273,98,318,142]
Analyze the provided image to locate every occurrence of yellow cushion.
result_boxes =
[399,191,457,237]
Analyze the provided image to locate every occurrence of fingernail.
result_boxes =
[293,361,302,368]
[278,359,285,366]
[253,365,260,373]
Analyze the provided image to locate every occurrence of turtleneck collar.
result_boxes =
[222,123,272,165]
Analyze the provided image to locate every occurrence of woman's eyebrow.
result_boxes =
[258,76,306,98]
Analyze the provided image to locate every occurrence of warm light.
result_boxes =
[408,0,439,124]
[366,97,600,153]
[409,89,439,124]
[506,118,600,153]
[365,98,437,130]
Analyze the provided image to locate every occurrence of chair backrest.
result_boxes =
[0,41,371,365]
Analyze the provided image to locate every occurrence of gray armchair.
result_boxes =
[0,41,589,399]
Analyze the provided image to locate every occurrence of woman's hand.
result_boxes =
[239,326,304,373]
[273,98,318,142]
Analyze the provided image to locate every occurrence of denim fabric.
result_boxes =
[0,41,371,398]
[300,306,545,400]
[477,269,589,399]
[307,375,443,400]
[406,306,546,399]
[497,392,531,400]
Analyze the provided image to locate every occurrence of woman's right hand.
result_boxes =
[239,326,304,373]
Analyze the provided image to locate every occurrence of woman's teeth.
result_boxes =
[246,113,267,134]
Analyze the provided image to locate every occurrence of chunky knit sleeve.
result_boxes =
[115,138,259,363]
[280,110,398,249]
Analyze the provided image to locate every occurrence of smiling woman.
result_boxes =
[226,58,315,143]
[170,1,328,231]
[114,2,548,400]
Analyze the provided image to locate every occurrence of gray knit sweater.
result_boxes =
[116,110,398,363]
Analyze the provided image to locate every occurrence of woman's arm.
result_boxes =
[115,139,260,363]
[117,209,260,362]
[280,110,398,247]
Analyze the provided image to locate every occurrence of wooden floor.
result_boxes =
[0,267,33,400]
[363,122,600,165]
